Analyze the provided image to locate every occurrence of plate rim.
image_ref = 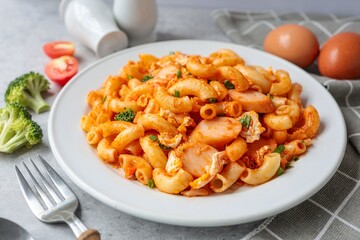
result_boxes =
[48,39,347,227]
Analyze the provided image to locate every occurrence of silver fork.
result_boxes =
[15,155,101,240]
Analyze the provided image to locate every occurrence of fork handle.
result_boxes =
[78,229,101,240]
[65,214,101,240]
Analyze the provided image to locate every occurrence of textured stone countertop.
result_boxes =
[0,1,260,239]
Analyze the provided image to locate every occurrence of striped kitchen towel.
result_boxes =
[212,9,360,240]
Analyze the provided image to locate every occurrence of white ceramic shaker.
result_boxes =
[113,0,157,46]
[60,0,129,58]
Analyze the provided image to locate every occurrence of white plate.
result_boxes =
[48,40,346,227]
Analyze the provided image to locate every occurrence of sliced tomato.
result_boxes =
[45,56,79,86]
[43,41,75,59]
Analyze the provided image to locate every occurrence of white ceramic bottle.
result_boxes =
[113,0,157,46]
[60,0,129,58]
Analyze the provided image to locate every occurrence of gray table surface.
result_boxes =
[0,1,262,239]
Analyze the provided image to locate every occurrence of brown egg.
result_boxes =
[263,24,319,68]
[318,32,360,79]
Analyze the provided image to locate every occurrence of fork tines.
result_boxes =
[15,155,75,213]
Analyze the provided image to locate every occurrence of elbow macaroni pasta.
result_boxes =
[81,49,321,197]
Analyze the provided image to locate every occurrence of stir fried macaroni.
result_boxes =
[80,49,320,196]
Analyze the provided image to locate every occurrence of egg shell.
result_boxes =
[318,32,360,80]
[263,24,319,68]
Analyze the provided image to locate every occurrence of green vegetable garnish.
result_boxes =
[148,179,155,188]
[173,90,180,98]
[141,75,153,82]
[277,167,284,176]
[292,156,299,161]
[169,51,175,55]
[273,145,285,154]
[209,98,217,103]
[239,115,251,128]
[102,95,107,103]
[127,75,133,80]
[148,135,172,150]
[114,108,135,122]
[159,143,172,150]
[176,70,182,78]
[285,162,293,169]
[267,93,273,99]
[223,80,235,90]
[149,134,158,141]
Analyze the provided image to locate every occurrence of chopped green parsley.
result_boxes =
[149,135,158,141]
[141,75,154,82]
[273,145,285,154]
[159,143,172,150]
[224,80,235,90]
[173,90,180,98]
[239,115,251,128]
[277,167,284,176]
[148,179,155,188]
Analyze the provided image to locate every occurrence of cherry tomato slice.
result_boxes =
[45,56,79,86]
[43,41,75,59]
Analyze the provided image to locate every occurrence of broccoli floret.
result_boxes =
[0,104,43,153]
[114,108,135,122]
[5,72,50,113]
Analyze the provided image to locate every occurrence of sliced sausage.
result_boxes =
[228,90,275,113]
